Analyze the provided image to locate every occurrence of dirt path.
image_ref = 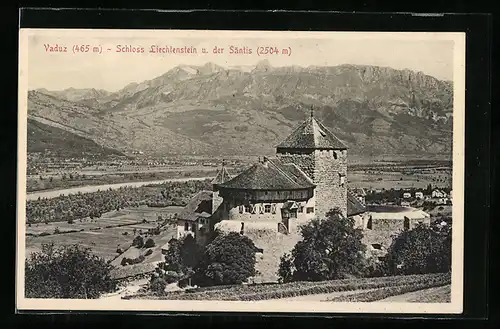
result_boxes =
[100,278,150,300]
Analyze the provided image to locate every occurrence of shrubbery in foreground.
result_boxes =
[278,208,366,283]
[25,243,116,299]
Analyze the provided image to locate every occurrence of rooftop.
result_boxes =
[211,164,232,184]
[177,190,213,222]
[215,157,315,191]
[347,192,366,217]
[276,111,348,151]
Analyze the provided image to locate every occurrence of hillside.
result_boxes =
[27,118,125,159]
[29,63,454,158]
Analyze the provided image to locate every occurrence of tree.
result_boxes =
[193,231,257,286]
[278,208,366,282]
[144,238,155,248]
[133,236,144,248]
[385,223,451,275]
[25,244,116,299]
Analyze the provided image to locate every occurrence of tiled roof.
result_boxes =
[216,157,315,190]
[347,191,366,217]
[276,115,348,150]
[211,165,232,184]
[178,190,213,222]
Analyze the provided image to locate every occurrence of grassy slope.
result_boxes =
[28,118,124,159]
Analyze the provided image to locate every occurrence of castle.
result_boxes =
[175,109,430,280]
[176,108,367,244]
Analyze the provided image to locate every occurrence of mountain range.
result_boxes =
[28,61,453,159]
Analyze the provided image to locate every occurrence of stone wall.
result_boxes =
[276,149,347,219]
[276,151,315,180]
[313,149,347,219]
[212,190,223,215]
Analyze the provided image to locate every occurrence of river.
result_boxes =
[26,176,211,201]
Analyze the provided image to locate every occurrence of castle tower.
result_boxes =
[275,106,348,218]
[211,160,232,214]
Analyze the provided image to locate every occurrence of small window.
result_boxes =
[298,205,304,213]
[367,216,373,230]
[339,174,346,186]
[239,205,244,214]
[184,222,189,231]
[259,204,264,214]
[306,207,314,214]
[251,204,256,214]
[371,244,382,250]
[271,204,277,214]
[264,204,271,213]
[244,205,251,213]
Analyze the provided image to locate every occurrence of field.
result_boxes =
[126,272,451,302]
[25,207,181,261]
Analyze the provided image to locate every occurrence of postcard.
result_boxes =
[17,28,465,314]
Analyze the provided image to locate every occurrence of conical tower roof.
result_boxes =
[212,162,232,184]
[276,108,348,151]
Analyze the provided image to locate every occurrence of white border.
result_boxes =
[16,29,466,314]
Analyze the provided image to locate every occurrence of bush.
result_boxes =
[149,276,167,294]
[121,255,146,266]
[145,249,153,256]
[385,224,451,275]
[133,236,144,248]
[25,244,116,299]
[193,232,257,287]
[144,238,155,249]
[278,208,366,282]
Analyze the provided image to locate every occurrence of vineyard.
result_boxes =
[26,179,212,224]
[126,272,450,301]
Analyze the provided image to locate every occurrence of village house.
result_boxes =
[415,191,424,199]
[431,189,447,198]
[403,192,411,199]
[350,187,366,206]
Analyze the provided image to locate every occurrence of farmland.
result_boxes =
[25,207,180,261]
[126,272,451,302]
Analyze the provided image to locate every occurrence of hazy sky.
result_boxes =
[24,30,458,92]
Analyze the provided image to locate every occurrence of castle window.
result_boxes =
[251,204,256,214]
[339,174,346,187]
[367,216,373,230]
[271,204,277,214]
[239,205,244,214]
[264,204,271,213]
[371,244,382,250]
[306,207,314,214]
[244,205,251,213]
[298,205,304,213]
[184,222,189,231]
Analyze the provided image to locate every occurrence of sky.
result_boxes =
[24,29,458,92]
